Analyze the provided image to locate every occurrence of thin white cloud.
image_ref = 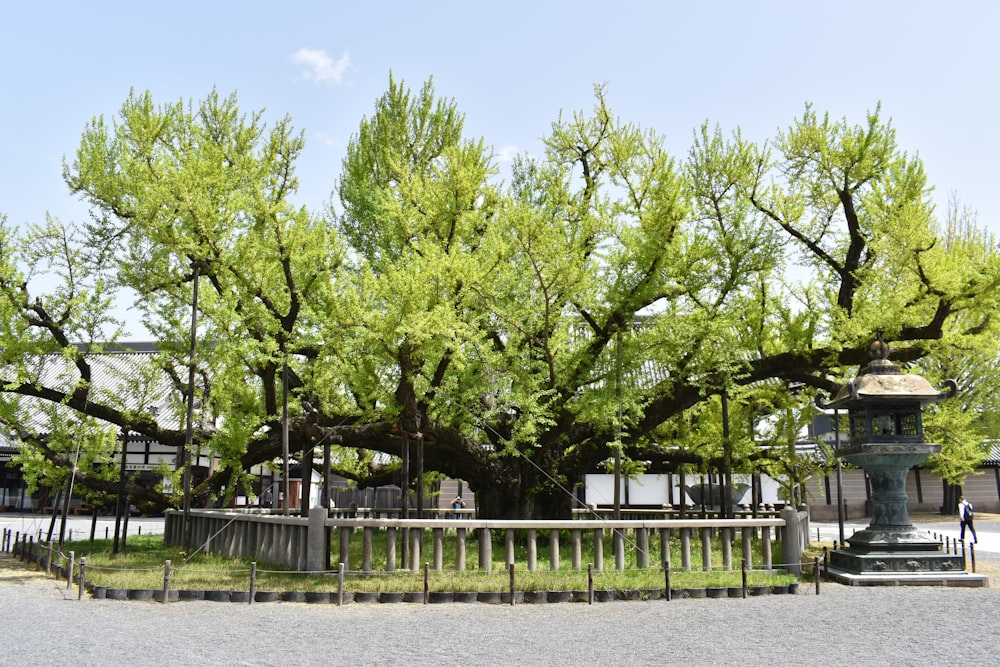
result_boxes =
[291,48,351,85]
[494,145,520,162]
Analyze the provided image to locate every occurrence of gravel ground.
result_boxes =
[3,514,1000,666]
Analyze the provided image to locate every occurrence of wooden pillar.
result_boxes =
[593,528,604,571]
[362,527,373,573]
[636,528,649,569]
[721,527,732,571]
[455,528,466,571]
[701,526,712,572]
[433,527,444,571]
[339,527,351,572]
[680,527,691,570]
[478,528,492,572]
[659,528,670,569]
[549,529,560,571]
[527,529,537,571]
[571,529,582,570]
[386,526,397,572]
[614,530,625,571]
[409,528,421,571]
[741,526,753,570]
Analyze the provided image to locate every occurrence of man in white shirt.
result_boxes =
[958,495,977,544]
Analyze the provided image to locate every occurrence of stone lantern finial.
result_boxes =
[869,329,889,360]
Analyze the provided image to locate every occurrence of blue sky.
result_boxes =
[2,1,998,261]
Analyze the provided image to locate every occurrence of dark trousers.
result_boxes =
[961,518,977,543]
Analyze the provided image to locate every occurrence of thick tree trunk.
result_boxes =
[469,458,578,520]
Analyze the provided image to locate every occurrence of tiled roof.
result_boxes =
[983,442,1000,467]
[3,342,182,435]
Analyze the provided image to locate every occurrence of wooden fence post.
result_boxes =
[78,557,86,600]
[162,559,171,603]
[337,562,345,606]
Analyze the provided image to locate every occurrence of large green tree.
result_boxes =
[2,81,998,519]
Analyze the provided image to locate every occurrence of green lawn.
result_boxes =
[54,529,797,593]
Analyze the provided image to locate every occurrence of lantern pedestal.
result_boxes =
[826,445,986,584]
[818,334,987,587]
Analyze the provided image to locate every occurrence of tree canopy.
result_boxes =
[2,78,999,518]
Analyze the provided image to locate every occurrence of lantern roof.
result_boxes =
[818,332,957,409]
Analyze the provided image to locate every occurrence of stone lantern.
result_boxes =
[817,333,984,585]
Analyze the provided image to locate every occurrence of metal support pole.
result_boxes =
[182,261,201,548]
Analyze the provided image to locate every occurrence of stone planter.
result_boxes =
[616,589,641,601]
[770,584,788,595]
[453,591,478,603]
[305,591,332,604]
[378,591,403,603]
[428,591,454,604]
[749,585,770,596]
[547,590,571,603]
[353,591,379,603]
[281,591,306,603]
[106,588,128,600]
[640,588,662,601]
[230,591,251,603]
[178,589,205,601]
[684,587,707,599]
[254,590,280,603]
[205,590,231,602]
[477,591,503,604]
[522,590,547,603]
[669,588,684,600]
[788,582,800,595]
[402,591,423,603]
[500,591,524,604]
[727,586,744,598]
[706,587,727,599]
[153,589,179,602]
[91,585,108,599]
[592,589,615,603]
[571,590,590,603]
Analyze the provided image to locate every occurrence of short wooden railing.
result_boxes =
[167,508,804,574]
[330,517,784,574]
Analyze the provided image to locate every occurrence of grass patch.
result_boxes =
[63,529,796,593]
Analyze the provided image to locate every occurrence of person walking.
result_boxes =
[958,495,977,544]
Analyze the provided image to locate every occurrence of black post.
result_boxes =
[721,391,732,519]
[113,428,128,554]
[613,331,622,521]
[58,479,72,548]
[323,438,331,513]
[834,408,845,546]
[282,361,290,516]
[400,430,410,566]
[181,261,201,549]
[416,433,424,519]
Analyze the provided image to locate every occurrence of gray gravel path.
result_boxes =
[3,514,1000,666]
[2,553,999,667]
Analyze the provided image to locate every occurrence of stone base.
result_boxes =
[825,566,989,587]
[844,525,941,550]
[827,548,988,587]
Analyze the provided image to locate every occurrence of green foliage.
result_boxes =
[2,79,999,520]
